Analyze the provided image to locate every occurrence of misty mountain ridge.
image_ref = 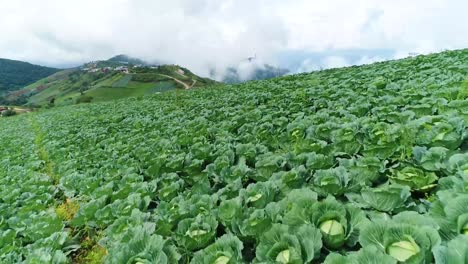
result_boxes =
[107,54,151,66]
[80,55,154,69]
[210,57,290,83]
[99,54,290,83]
[223,64,289,84]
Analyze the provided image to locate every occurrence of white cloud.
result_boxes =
[297,59,321,73]
[356,56,385,65]
[322,56,350,69]
[0,0,467,76]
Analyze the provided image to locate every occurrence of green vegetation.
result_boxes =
[147,81,175,93]
[0,49,467,263]
[1,108,16,117]
[6,64,215,106]
[0,58,59,94]
[75,95,93,104]
[112,75,133,87]
[132,73,171,82]
[85,86,147,102]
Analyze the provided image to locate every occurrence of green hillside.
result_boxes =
[0,58,59,94]
[8,63,216,106]
[0,49,467,263]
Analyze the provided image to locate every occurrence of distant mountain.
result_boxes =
[211,62,290,84]
[107,54,148,66]
[0,58,59,94]
[222,64,289,84]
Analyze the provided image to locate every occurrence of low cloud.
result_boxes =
[297,59,321,73]
[322,56,350,69]
[356,56,386,65]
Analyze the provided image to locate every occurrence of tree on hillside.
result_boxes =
[0,58,59,93]
[80,80,91,95]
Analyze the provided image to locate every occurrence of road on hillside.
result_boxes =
[190,80,197,88]
[157,74,190,89]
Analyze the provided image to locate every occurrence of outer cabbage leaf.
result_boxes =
[310,196,368,248]
[254,153,286,181]
[240,181,279,209]
[433,235,468,264]
[339,156,386,185]
[331,123,363,155]
[389,167,438,191]
[254,224,322,263]
[176,214,218,251]
[238,208,273,238]
[270,165,310,193]
[311,166,360,196]
[360,184,411,212]
[412,116,465,150]
[191,234,244,264]
[430,194,468,239]
[412,146,448,171]
[446,153,468,177]
[23,248,68,264]
[359,216,441,264]
[324,246,397,264]
[304,152,334,170]
[105,226,180,264]
[279,188,318,227]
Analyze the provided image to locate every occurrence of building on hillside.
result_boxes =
[116,66,129,74]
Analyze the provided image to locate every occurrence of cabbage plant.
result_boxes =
[105,226,180,264]
[430,193,468,239]
[310,196,368,249]
[191,234,244,264]
[324,246,397,264]
[433,235,468,264]
[412,146,448,171]
[359,212,441,263]
[389,167,438,191]
[446,153,468,177]
[360,184,411,212]
[176,214,218,251]
[311,166,360,196]
[254,224,322,263]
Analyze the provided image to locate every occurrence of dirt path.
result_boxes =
[29,117,60,184]
[157,74,190,89]
[190,80,197,88]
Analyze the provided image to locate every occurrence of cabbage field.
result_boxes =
[0,49,467,263]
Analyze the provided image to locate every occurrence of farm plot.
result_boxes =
[0,49,467,263]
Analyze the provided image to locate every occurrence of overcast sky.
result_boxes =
[1,0,467,77]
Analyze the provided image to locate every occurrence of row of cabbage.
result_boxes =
[0,116,75,263]
[0,49,467,263]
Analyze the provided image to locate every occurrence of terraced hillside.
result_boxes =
[7,64,215,106]
[0,49,467,263]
